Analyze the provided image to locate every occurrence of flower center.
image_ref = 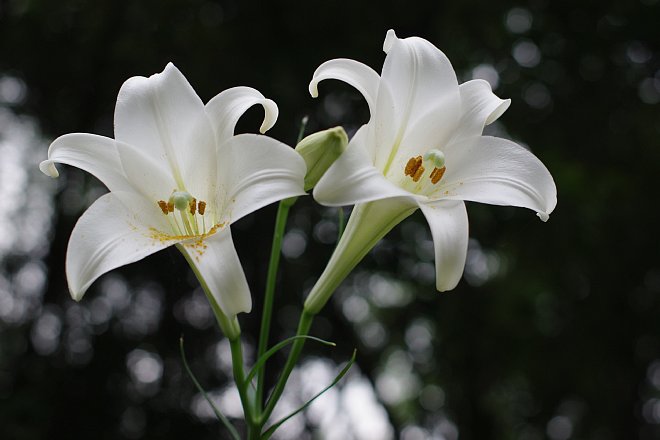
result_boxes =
[157,190,209,237]
[402,149,446,194]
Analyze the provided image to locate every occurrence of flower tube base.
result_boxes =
[304,198,417,315]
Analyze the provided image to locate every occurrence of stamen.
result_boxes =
[430,166,446,184]
[157,200,169,215]
[159,192,209,237]
[181,214,194,235]
[413,164,425,182]
[405,156,425,182]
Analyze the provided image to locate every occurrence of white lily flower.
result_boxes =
[305,30,556,313]
[40,63,306,319]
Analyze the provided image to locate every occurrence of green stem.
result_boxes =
[262,350,356,439]
[261,309,315,424]
[255,197,295,414]
[176,244,256,434]
[253,116,307,416]
[247,336,335,386]
[229,337,260,438]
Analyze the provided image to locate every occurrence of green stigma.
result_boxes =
[170,191,193,211]
[423,149,445,168]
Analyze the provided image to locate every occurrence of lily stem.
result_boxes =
[261,309,315,425]
[229,336,260,438]
[255,197,296,415]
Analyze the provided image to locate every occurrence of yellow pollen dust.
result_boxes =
[148,222,225,259]
[405,156,425,182]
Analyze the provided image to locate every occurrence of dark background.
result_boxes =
[1,0,659,439]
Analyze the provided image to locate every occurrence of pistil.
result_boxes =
[157,190,209,237]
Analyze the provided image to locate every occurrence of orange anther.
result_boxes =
[430,166,446,184]
[189,198,197,215]
[405,156,425,182]
[157,200,169,215]
[198,201,206,215]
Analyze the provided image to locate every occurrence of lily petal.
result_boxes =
[309,58,380,117]
[450,79,511,142]
[205,86,279,146]
[114,63,216,198]
[218,134,306,224]
[179,227,251,317]
[66,192,174,301]
[419,200,469,291]
[440,136,557,221]
[314,127,415,206]
[40,133,134,193]
[115,141,178,202]
[375,30,461,169]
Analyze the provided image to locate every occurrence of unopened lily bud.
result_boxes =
[295,126,348,191]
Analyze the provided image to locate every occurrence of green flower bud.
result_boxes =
[295,126,348,191]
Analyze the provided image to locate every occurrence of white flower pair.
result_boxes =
[41,30,556,318]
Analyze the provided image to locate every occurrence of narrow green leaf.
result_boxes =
[179,337,241,440]
[247,335,335,387]
[262,350,357,439]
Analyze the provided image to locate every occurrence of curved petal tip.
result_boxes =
[39,160,59,178]
[383,29,397,53]
[537,211,550,222]
[258,98,279,133]
[486,98,511,125]
[309,81,319,98]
